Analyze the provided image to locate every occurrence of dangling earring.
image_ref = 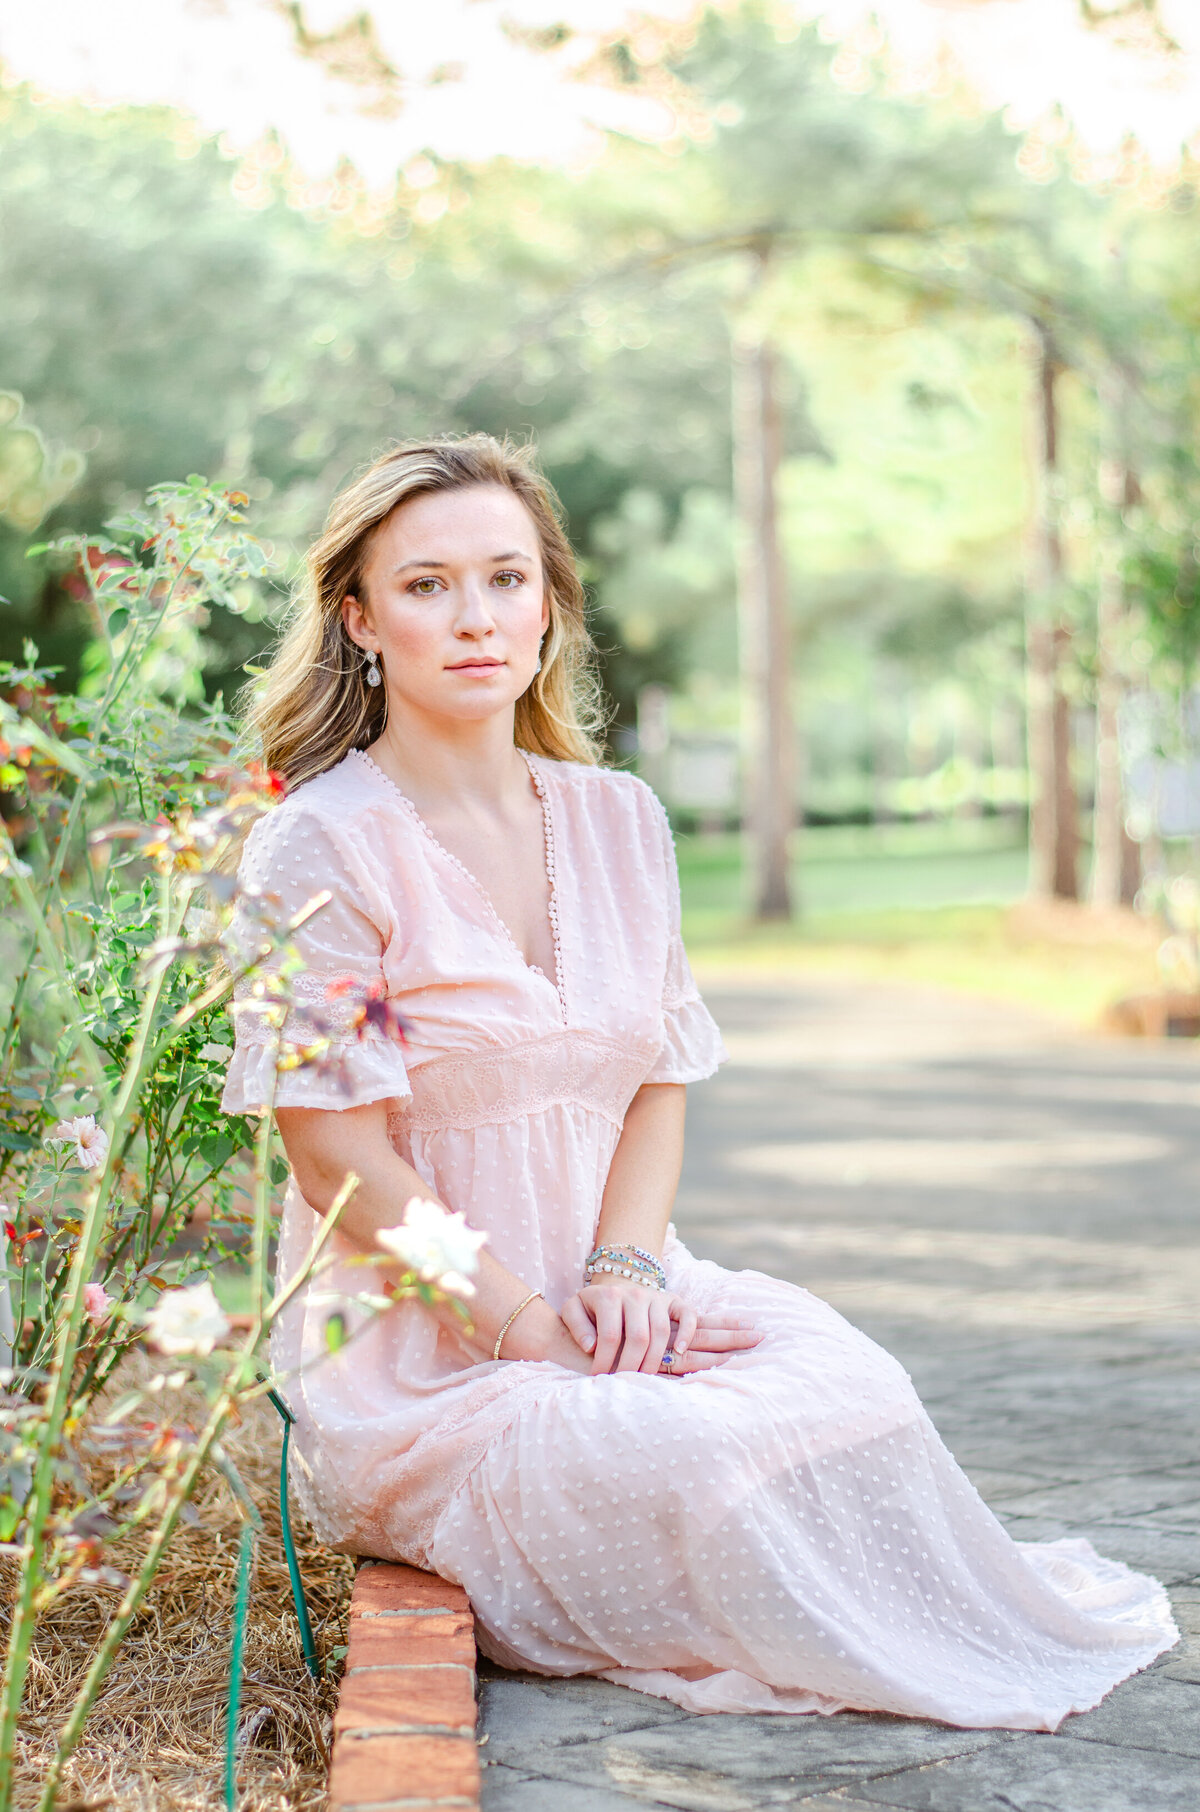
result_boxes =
[534,637,545,676]
[365,650,382,688]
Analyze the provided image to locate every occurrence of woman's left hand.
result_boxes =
[560,1282,760,1377]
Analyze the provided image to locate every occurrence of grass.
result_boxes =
[677,819,1165,1028]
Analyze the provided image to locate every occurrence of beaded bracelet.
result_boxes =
[584,1243,666,1291]
[587,1242,661,1271]
[585,1258,662,1290]
[590,1245,665,1286]
[587,1250,660,1280]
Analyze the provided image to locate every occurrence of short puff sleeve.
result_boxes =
[220,803,411,1116]
[641,791,727,1086]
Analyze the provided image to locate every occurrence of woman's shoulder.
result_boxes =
[535,754,663,819]
[240,751,395,870]
[534,755,671,862]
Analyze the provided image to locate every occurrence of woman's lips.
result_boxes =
[448,660,504,672]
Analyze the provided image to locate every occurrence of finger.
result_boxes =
[665,1348,728,1374]
[614,1295,651,1373]
[686,1325,764,1353]
[590,1293,624,1375]
[560,1293,597,1355]
[670,1297,699,1357]
[639,1293,674,1376]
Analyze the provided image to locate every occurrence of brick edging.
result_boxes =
[329,1561,481,1812]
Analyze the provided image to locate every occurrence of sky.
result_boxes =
[2,0,1200,179]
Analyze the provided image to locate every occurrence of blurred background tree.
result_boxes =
[4,0,1200,940]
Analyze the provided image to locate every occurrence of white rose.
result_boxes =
[376,1196,487,1298]
[46,1115,110,1172]
[143,1279,230,1356]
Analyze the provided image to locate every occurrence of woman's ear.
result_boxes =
[342,593,377,652]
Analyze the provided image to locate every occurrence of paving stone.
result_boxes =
[478,1668,686,1756]
[1060,1673,1200,1758]
[990,1472,1200,1524]
[1059,1523,1200,1586]
[851,1733,1197,1810]
[481,1765,680,1811]
[483,1707,999,1811]
[1156,1588,1200,1684]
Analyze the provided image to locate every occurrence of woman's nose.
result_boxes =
[454,580,496,634]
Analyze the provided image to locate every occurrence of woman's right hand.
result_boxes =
[559,1283,762,1377]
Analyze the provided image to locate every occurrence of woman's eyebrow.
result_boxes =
[392,550,534,573]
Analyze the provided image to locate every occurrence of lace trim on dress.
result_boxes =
[230,968,395,1043]
[222,1034,411,1115]
[223,966,411,1113]
[386,1029,655,1134]
[519,751,566,1013]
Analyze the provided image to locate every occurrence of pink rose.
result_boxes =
[83,1282,113,1326]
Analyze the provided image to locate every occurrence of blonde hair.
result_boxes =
[248,435,604,787]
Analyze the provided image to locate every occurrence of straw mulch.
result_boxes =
[7,1356,355,1812]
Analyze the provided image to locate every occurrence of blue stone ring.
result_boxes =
[660,1346,676,1371]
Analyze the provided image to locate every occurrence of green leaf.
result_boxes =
[198,1132,234,1168]
[324,1312,347,1353]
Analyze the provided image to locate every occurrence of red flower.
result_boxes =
[246,761,286,799]
[4,1220,43,1267]
[353,981,409,1046]
[322,978,409,1045]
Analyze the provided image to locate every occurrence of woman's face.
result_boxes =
[343,483,550,728]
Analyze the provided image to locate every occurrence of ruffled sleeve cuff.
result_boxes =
[645,993,728,1085]
[221,1034,412,1116]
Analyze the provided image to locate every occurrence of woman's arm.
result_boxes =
[277,1091,758,1379]
[559,1082,761,1378]
[594,1082,686,1256]
[276,1100,591,1371]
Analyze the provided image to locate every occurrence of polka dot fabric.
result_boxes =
[222,751,1177,1730]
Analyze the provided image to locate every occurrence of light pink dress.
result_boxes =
[223,748,1176,1729]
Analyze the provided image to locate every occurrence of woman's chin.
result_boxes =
[399,685,527,725]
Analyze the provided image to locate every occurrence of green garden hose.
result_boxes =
[224,1519,255,1812]
[266,1384,321,1679]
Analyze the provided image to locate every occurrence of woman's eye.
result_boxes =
[409,577,441,596]
[494,570,524,589]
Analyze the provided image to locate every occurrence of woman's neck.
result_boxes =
[369,705,527,815]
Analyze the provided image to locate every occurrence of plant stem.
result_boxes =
[0,872,177,1810]
[35,1345,251,1812]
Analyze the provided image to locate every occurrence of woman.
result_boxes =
[223,435,1175,1728]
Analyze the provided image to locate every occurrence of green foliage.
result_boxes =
[0,481,273,1396]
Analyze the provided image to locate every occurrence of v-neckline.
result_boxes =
[349,745,566,1016]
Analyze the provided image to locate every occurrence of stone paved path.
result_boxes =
[478,977,1200,1812]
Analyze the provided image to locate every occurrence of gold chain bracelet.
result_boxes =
[493,1289,543,1361]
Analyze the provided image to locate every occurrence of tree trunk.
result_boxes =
[1025,321,1078,900]
[732,246,794,920]
[1091,364,1139,908]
